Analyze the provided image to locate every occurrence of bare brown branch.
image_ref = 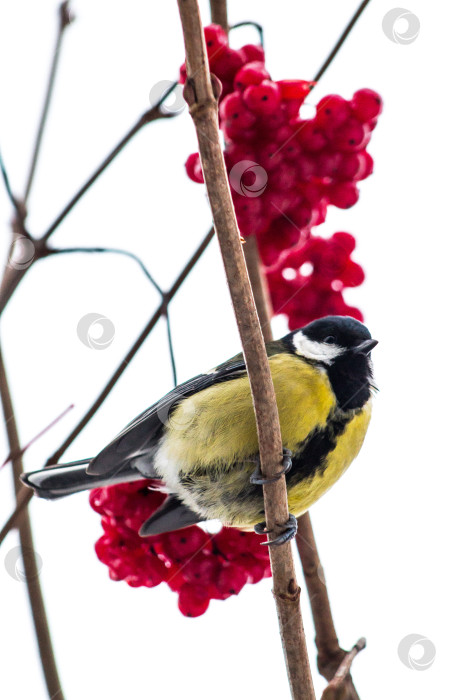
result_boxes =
[176,1,315,696]
[296,514,361,699]
[243,237,273,342]
[321,639,366,700]
[209,0,228,32]
[24,1,75,202]
[0,348,64,700]
[311,0,372,88]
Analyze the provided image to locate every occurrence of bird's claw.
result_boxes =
[255,513,298,546]
[254,521,270,535]
[249,448,293,485]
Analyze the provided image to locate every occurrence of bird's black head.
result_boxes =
[286,316,377,411]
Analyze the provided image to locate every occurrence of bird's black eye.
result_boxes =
[324,335,336,344]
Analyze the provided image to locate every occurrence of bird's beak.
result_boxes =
[351,339,378,355]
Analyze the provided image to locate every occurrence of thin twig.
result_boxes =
[165,310,178,386]
[176,2,315,697]
[24,1,75,202]
[47,245,178,385]
[0,227,215,544]
[46,246,164,295]
[0,148,24,218]
[1,403,74,469]
[0,347,64,700]
[230,21,264,47]
[312,0,372,87]
[321,639,366,700]
[209,0,228,32]
[296,514,361,700]
[0,83,179,319]
[40,87,178,244]
[243,237,273,342]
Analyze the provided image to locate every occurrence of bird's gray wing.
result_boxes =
[87,355,248,476]
[139,495,203,536]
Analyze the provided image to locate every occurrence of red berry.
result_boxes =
[332,231,356,254]
[277,79,312,100]
[358,151,374,180]
[240,44,265,63]
[234,194,264,219]
[185,153,204,183]
[351,89,383,122]
[211,47,245,82]
[233,553,268,584]
[219,93,257,128]
[287,200,312,228]
[313,151,341,178]
[234,62,270,91]
[182,553,221,586]
[204,24,228,60]
[217,563,249,598]
[281,138,302,161]
[296,120,328,152]
[328,182,359,208]
[213,528,253,559]
[159,527,212,562]
[301,181,324,207]
[260,110,287,131]
[339,260,365,287]
[333,118,369,152]
[257,142,284,170]
[295,156,317,180]
[315,95,351,132]
[178,583,210,617]
[268,163,298,190]
[224,142,257,167]
[243,80,281,115]
[334,152,366,181]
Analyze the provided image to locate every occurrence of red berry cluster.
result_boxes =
[266,231,364,330]
[90,481,271,617]
[183,24,381,329]
[182,25,381,267]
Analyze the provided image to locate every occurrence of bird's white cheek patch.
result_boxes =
[293,332,344,364]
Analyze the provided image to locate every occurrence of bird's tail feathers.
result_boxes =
[21,458,143,500]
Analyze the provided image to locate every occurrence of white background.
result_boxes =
[0,1,466,698]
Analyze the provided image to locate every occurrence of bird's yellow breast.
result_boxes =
[164,354,336,470]
[286,403,372,518]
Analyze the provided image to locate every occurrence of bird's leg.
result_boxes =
[249,448,292,486]
[254,514,298,547]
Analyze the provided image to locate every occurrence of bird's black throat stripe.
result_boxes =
[287,410,354,486]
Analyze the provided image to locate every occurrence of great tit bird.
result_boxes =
[21,315,377,545]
